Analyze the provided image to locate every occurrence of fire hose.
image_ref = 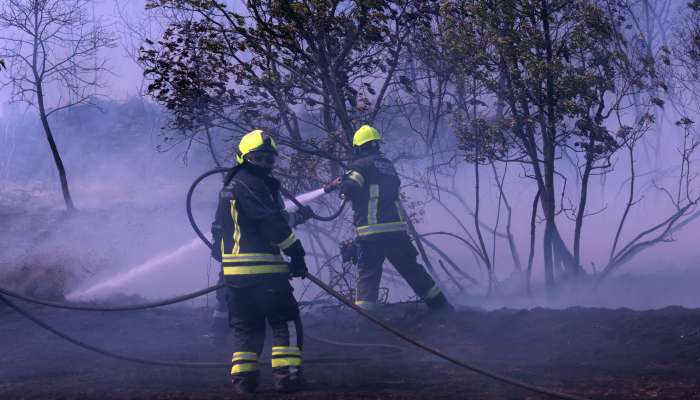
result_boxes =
[0,168,593,400]
[0,294,355,368]
[186,167,347,248]
[184,167,592,400]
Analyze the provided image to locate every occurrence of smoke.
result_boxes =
[61,188,334,301]
[0,98,220,305]
[1,91,699,311]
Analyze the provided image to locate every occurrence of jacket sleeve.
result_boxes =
[210,187,233,262]
[281,209,308,228]
[234,182,299,251]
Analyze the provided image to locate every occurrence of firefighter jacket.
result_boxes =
[340,151,408,238]
[211,164,302,286]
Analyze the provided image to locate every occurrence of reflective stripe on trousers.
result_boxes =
[231,352,258,375]
[271,345,302,368]
[354,300,378,311]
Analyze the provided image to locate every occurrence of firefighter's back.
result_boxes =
[347,152,408,238]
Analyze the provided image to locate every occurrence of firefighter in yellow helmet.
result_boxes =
[210,130,311,394]
[328,125,453,313]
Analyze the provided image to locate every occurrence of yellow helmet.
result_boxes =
[236,129,278,164]
[352,124,382,147]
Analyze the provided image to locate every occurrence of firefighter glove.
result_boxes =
[340,239,358,264]
[283,239,307,278]
[295,205,314,225]
[288,256,308,278]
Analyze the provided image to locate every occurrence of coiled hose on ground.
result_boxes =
[184,167,592,400]
[0,294,356,368]
[0,167,593,400]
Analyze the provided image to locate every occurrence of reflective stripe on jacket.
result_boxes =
[340,152,407,237]
[211,165,297,285]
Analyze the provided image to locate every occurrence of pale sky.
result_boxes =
[0,1,252,116]
[0,0,152,111]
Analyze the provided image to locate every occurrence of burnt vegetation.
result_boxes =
[135,0,700,296]
[3,1,700,399]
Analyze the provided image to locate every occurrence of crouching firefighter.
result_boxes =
[210,130,311,394]
[327,125,453,313]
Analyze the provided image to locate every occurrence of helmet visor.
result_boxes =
[245,151,277,169]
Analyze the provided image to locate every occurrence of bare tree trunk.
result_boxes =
[473,161,493,292]
[420,234,479,285]
[438,260,465,292]
[400,202,443,284]
[541,0,556,291]
[37,97,75,211]
[204,125,222,168]
[491,162,522,271]
[1,0,115,212]
[32,14,75,212]
[610,146,635,260]
[573,150,594,268]
[527,189,541,296]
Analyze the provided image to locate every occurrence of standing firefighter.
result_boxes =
[330,125,453,313]
[211,130,310,394]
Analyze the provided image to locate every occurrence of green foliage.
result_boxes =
[141,18,238,135]
[141,0,424,155]
[415,0,661,164]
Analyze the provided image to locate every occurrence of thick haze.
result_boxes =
[1,0,699,310]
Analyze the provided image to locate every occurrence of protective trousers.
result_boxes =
[205,271,230,343]
[227,280,303,392]
[214,270,228,318]
[355,232,447,310]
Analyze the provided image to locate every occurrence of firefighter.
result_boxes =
[205,274,230,344]
[328,125,453,313]
[210,130,310,394]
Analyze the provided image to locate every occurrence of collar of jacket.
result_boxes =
[239,163,281,194]
[353,147,381,160]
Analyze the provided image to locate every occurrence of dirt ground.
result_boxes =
[2,300,700,400]
[2,207,700,400]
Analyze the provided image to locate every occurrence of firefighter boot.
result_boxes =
[426,292,455,314]
[273,366,305,393]
[232,371,260,395]
[231,351,260,394]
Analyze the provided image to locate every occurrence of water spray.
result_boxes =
[66,238,201,301]
[66,181,335,301]
[283,187,328,211]
[0,166,592,400]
